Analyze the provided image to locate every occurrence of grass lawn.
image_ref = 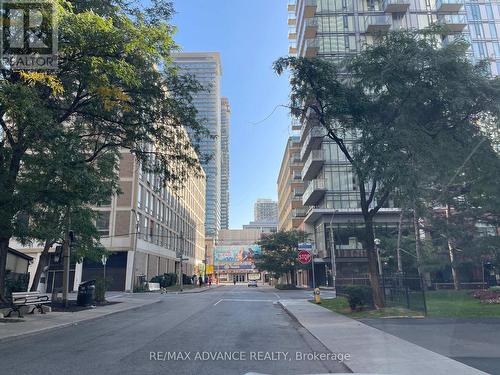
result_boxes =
[426,290,500,318]
[315,297,423,319]
[316,290,500,319]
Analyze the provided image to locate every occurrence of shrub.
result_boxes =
[4,271,29,298]
[472,289,500,304]
[343,285,374,311]
[150,273,178,288]
[275,284,298,290]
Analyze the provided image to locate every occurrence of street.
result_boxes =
[0,286,348,375]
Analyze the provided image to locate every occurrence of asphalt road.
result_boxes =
[0,286,349,375]
[361,317,500,374]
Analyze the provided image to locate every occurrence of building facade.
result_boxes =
[286,0,473,284]
[463,0,500,75]
[15,147,206,292]
[254,199,279,223]
[277,135,307,231]
[220,97,231,230]
[172,52,223,239]
[215,229,267,284]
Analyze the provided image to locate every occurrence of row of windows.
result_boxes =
[136,214,196,257]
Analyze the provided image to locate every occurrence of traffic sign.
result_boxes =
[298,250,312,264]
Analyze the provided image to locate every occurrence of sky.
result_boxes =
[171,0,292,229]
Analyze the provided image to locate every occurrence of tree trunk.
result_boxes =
[0,145,25,299]
[0,238,9,301]
[412,209,427,289]
[30,240,53,292]
[445,204,461,290]
[290,267,296,286]
[364,216,385,308]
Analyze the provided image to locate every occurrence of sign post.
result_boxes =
[298,243,315,289]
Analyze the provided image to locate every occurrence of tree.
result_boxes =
[0,0,209,298]
[13,139,118,291]
[274,28,500,307]
[255,230,309,285]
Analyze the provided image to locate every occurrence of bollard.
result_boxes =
[314,287,321,304]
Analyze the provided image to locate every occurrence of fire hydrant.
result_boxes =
[314,288,321,304]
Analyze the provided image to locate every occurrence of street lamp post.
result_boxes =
[329,212,337,292]
[374,238,383,277]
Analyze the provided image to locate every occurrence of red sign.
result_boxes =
[298,250,312,264]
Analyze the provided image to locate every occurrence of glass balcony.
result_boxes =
[438,14,467,32]
[288,0,296,12]
[300,126,325,161]
[302,149,324,181]
[302,179,327,206]
[292,208,308,218]
[382,0,410,13]
[364,15,392,34]
[304,38,320,57]
[436,0,464,13]
[300,0,317,18]
[288,31,297,40]
[304,18,318,39]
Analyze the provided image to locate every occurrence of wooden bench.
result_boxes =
[6,291,52,318]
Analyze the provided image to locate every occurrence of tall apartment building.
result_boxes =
[287,0,472,283]
[463,1,500,75]
[277,135,307,231]
[172,53,223,239]
[254,199,279,222]
[220,97,231,230]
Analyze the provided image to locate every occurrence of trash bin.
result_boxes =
[77,280,96,306]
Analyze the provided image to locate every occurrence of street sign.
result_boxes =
[298,242,317,255]
[101,255,108,266]
[298,250,312,264]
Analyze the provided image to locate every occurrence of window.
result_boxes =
[96,212,110,236]
[490,23,498,39]
[485,4,494,21]
[137,184,142,208]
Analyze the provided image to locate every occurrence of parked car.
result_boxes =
[248,280,258,287]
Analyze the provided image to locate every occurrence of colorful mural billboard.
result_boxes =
[213,245,261,271]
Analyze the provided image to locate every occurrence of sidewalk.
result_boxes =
[0,292,163,343]
[279,299,488,375]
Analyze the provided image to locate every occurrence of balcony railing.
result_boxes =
[300,126,325,161]
[292,208,308,218]
[302,149,324,181]
[302,179,327,206]
[438,14,467,32]
[288,0,297,12]
[382,0,410,13]
[364,15,392,34]
[300,0,317,18]
[436,0,464,13]
[304,18,319,39]
[303,38,320,57]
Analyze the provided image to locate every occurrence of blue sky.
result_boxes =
[171,0,292,229]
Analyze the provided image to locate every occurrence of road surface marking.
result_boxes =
[274,293,280,299]
[216,298,275,303]
[213,299,223,306]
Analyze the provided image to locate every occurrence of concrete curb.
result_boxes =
[278,301,356,374]
[0,299,162,344]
